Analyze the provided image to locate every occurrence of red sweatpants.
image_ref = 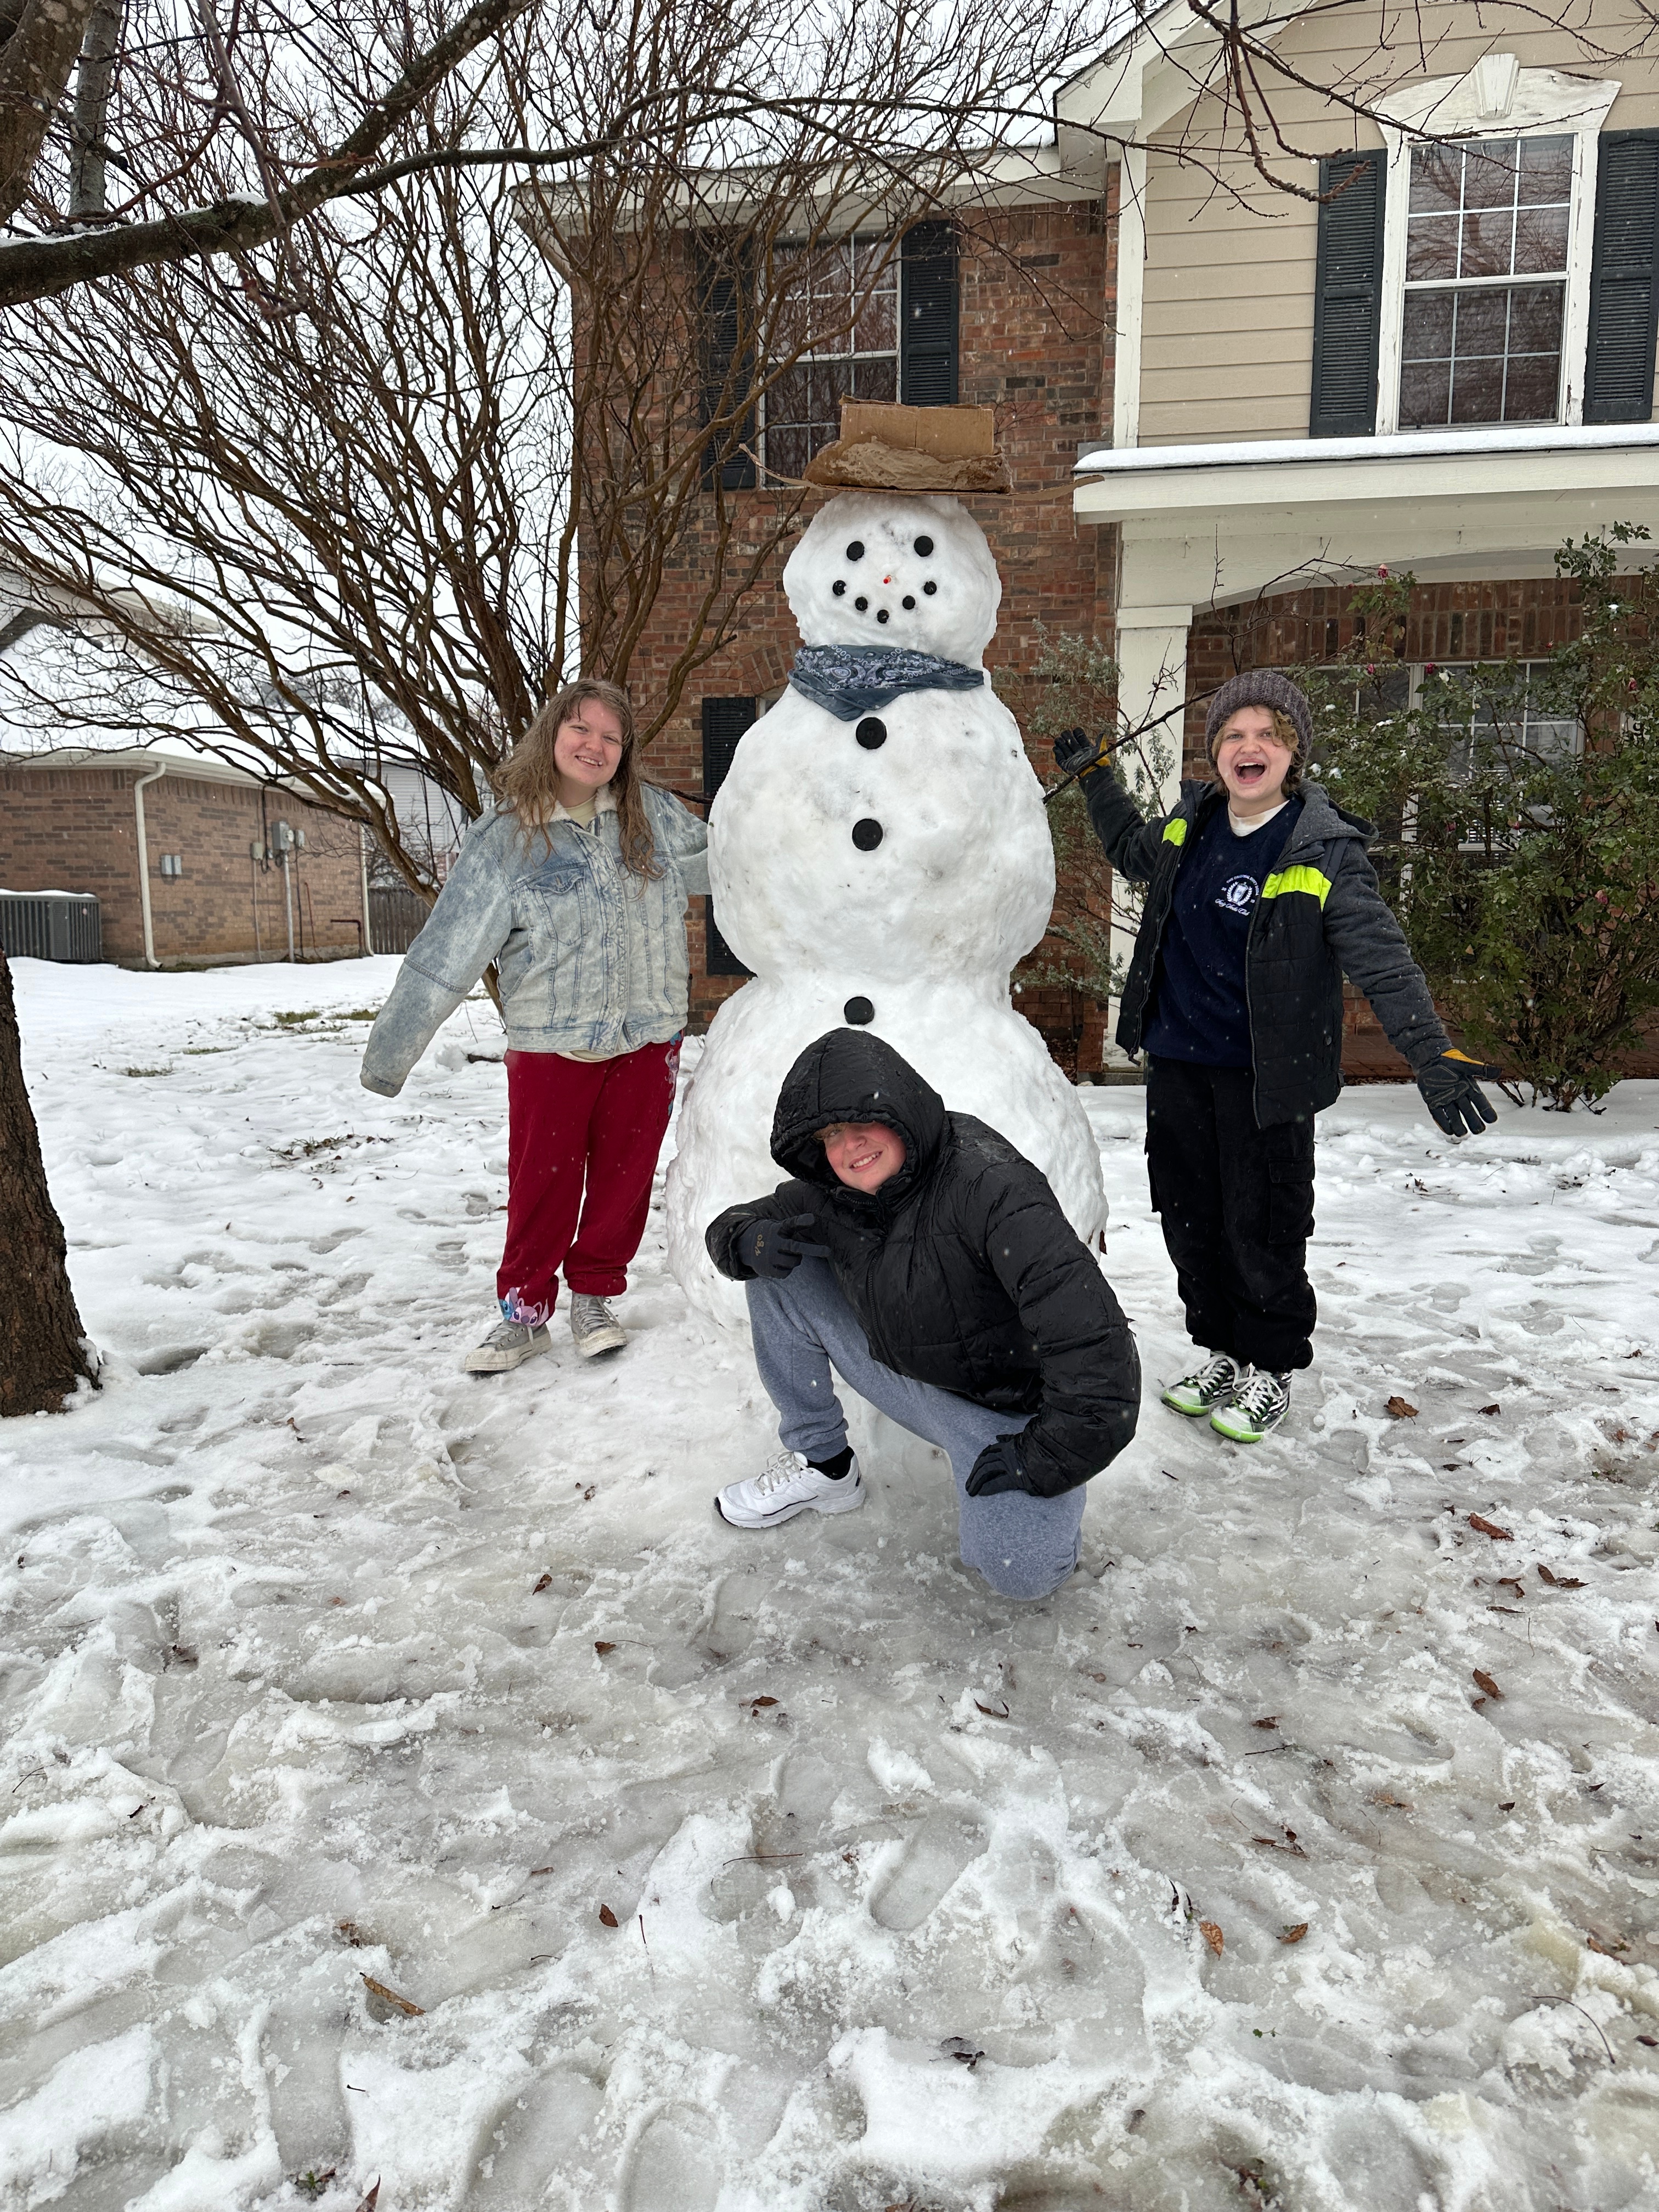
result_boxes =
[495,1040,679,1325]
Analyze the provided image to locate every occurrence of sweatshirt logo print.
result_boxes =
[1216,874,1260,918]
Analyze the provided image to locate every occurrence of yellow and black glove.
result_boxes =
[1416,1049,1500,1138]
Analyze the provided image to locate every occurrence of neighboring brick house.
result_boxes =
[0,749,368,967]
[617,199,1119,1071]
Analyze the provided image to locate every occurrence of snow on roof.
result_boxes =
[1074,421,1659,475]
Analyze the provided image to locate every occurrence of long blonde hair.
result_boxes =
[494,679,661,878]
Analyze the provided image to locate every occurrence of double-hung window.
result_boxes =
[1398,136,1573,427]
[760,239,898,483]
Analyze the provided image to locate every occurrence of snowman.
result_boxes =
[666,485,1107,1328]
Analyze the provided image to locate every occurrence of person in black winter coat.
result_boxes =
[1055,670,1499,1445]
[704,1029,1140,1600]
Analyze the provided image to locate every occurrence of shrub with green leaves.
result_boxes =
[1298,527,1659,1110]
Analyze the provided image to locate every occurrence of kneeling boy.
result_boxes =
[705,1030,1141,1600]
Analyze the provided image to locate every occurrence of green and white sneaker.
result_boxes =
[1161,1351,1239,1418]
[1210,1367,1290,1443]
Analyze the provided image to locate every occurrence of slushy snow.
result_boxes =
[668,492,1105,1330]
[2,954,1658,2211]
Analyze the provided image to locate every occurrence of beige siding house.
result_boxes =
[1056,1,1659,777]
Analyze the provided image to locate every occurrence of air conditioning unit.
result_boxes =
[0,890,102,963]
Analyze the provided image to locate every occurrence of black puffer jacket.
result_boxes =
[1085,774,1451,1128]
[706,1030,1140,1498]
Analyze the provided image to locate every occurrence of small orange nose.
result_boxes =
[882,575,891,584]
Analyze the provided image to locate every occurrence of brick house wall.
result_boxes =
[0,760,365,965]
[621,198,1116,1068]
[1181,575,1659,1080]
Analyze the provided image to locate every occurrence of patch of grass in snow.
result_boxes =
[180,1044,233,1055]
[269,1008,323,1026]
[122,1064,174,1077]
[271,1132,392,1162]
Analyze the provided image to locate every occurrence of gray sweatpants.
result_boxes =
[747,1259,1085,1601]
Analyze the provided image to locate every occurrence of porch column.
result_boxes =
[1104,602,1191,1069]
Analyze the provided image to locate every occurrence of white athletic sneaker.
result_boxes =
[569,1294,627,1359]
[464,1318,550,1374]
[1161,1351,1239,1418]
[1210,1366,1290,1443]
[716,1449,865,1530]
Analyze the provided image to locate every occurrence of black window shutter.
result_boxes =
[700,697,756,977]
[698,246,757,488]
[1584,132,1659,425]
[901,222,959,405]
[1308,151,1386,438]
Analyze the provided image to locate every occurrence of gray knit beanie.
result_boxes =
[1204,671,1313,763]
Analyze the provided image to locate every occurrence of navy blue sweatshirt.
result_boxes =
[1142,798,1303,1067]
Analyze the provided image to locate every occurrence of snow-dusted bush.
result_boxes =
[1300,528,1659,1111]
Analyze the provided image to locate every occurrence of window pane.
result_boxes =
[1400,358,1452,426]
[1460,207,1515,278]
[766,424,812,482]
[1410,146,1463,213]
[850,356,898,403]
[1519,136,1573,204]
[1402,290,1455,359]
[1406,212,1461,280]
[1450,351,1505,422]
[1503,349,1560,421]
[1513,204,1570,274]
[1454,288,1510,354]
[854,287,897,353]
[1508,282,1564,353]
[1463,139,1518,209]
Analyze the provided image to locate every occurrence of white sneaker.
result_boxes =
[569,1294,627,1359]
[464,1318,550,1374]
[716,1449,865,1530]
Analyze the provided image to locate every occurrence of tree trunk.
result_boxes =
[0,949,96,1415]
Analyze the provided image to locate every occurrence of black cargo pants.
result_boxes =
[1144,1058,1317,1374]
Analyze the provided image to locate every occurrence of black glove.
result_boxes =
[735,1212,831,1279]
[1416,1049,1500,1138]
[964,1435,1033,1499]
[1053,727,1107,782]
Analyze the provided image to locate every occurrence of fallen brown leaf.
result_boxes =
[355,2185,380,2212]
[594,1640,615,1655]
[360,1974,423,2017]
[1386,1396,1418,1419]
[1372,1791,1414,1810]
[1472,1668,1502,1700]
[1479,1403,1500,1416]
[1498,1801,1515,1812]
[749,1695,778,1708]
[1469,1514,1514,1541]
[1199,1920,1224,1956]
[1279,1922,1309,1945]
[598,1904,619,1928]
[1251,1716,1280,1730]
[532,1573,552,1594]
[1538,1564,1585,1588]
[973,1698,1011,1719]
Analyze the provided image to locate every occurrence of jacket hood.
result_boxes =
[770,1030,948,1197]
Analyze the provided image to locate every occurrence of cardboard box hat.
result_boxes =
[802,401,1011,494]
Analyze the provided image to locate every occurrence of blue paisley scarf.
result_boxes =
[788,644,985,720]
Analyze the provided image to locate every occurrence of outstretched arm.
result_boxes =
[360,820,515,1097]
[1054,732,1166,883]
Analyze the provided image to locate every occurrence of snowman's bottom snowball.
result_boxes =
[665,974,1108,1333]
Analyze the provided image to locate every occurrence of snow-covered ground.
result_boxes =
[3,955,1658,2212]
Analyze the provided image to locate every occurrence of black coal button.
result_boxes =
[844,996,874,1025]
[851,818,883,850]
[855,716,887,749]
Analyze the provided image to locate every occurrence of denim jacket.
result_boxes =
[360,783,709,1097]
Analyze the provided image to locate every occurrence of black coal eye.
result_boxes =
[846,541,865,560]
[832,579,846,596]
[876,608,889,624]
[923,580,938,596]
[854,595,868,611]
[914,535,933,556]
[901,595,915,610]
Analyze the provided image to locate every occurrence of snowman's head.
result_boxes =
[783,492,1000,667]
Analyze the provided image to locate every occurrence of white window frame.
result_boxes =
[1374,60,1620,436]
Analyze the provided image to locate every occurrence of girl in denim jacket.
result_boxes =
[361,680,708,1372]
